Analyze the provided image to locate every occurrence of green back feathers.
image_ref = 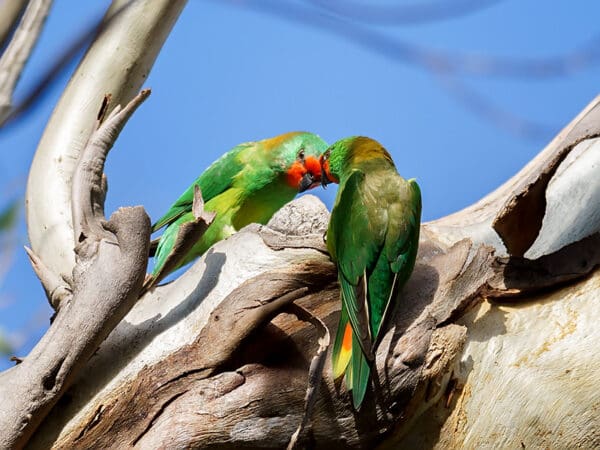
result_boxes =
[327,136,421,409]
[152,143,247,231]
[150,132,328,279]
[152,132,327,232]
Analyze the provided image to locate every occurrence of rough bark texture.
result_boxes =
[24,88,600,446]
[6,2,599,445]
[0,92,152,449]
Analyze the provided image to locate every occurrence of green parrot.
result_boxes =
[149,131,328,286]
[318,136,421,409]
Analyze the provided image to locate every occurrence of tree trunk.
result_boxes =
[25,95,600,447]
[2,0,598,447]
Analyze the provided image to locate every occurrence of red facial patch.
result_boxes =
[304,156,322,183]
[321,158,339,184]
[286,161,306,188]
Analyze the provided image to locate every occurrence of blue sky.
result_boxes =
[0,0,599,368]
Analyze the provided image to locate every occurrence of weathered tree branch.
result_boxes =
[425,95,600,257]
[286,303,331,450]
[0,0,52,123]
[22,94,600,448]
[71,90,150,249]
[5,0,595,447]
[0,91,152,449]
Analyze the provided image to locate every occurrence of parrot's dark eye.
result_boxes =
[297,148,305,161]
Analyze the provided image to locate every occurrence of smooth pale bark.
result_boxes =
[397,270,600,450]
[25,0,187,280]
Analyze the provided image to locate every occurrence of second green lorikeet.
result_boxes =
[149,131,328,286]
[318,136,421,409]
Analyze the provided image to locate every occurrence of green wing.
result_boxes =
[152,143,250,231]
[350,330,371,409]
[328,170,385,361]
[370,177,421,342]
[328,171,421,409]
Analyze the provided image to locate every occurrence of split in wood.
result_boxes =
[492,97,600,257]
[71,89,151,255]
[286,303,331,450]
[24,246,72,311]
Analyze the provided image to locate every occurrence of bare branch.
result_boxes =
[0,1,142,129]
[26,179,600,448]
[0,91,151,449]
[437,74,555,141]
[304,0,505,25]
[286,303,331,450]
[25,0,187,282]
[221,0,600,80]
[0,0,53,123]
[71,89,150,247]
[220,0,598,139]
[0,0,27,49]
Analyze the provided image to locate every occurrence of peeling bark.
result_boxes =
[4,5,598,445]
[25,95,600,449]
[426,95,600,257]
[29,205,600,449]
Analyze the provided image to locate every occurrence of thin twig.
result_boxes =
[0,0,53,123]
[24,246,72,311]
[436,74,556,141]
[141,185,216,293]
[304,0,505,25]
[220,0,600,79]
[287,303,331,450]
[0,0,136,129]
[219,0,596,139]
[0,0,27,49]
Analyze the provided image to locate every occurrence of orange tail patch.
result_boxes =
[332,322,353,379]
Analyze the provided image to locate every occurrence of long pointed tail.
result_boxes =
[350,331,371,409]
[332,304,372,409]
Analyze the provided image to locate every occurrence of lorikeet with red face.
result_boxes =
[150,132,327,284]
